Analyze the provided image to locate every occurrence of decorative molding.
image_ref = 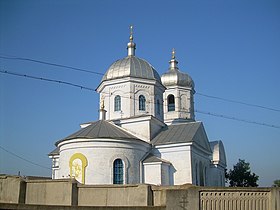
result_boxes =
[109,84,127,90]
[135,84,150,89]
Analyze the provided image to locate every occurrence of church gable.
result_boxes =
[192,123,212,152]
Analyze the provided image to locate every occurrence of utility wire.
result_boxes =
[1,54,279,113]
[195,110,280,129]
[0,70,96,92]
[0,55,103,76]
[1,69,279,130]
[0,145,51,170]
[196,93,280,112]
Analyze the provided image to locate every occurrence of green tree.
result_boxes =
[272,180,280,187]
[226,159,259,187]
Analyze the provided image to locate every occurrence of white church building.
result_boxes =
[49,28,226,187]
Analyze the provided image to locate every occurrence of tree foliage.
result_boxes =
[272,180,280,187]
[226,159,259,187]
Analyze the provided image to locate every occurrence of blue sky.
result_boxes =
[0,0,279,186]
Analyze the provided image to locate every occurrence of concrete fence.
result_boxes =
[0,175,279,210]
[200,188,272,210]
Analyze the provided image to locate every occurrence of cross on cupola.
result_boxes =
[169,48,179,70]
[127,25,136,56]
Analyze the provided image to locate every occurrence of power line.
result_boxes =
[196,109,280,129]
[196,93,280,112]
[0,145,51,170]
[1,54,279,113]
[1,69,279,130]
[0,55,104,76]
[0,70,96,92]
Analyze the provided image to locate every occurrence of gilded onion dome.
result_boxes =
[161,49,194,88]
[101,26,161,83]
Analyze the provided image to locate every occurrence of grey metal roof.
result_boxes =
[56,120,140,146]
[151,122,211,151]
[48,147,59,156]
[101,56,162,83]
[143,154,170,164]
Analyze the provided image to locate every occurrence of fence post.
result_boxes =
[270,187,280,210]
[165,187,200,210]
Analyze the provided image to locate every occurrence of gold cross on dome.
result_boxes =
[172,48,176,59]
[129,25,134,41]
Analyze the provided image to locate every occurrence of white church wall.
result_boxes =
[163,86,194,123]
[143,162,170,186]
[117,116,164,142]
[161,163,170,185]
[191,147,212,186]
[57,138,150,185]
[150,118,165,140]
[143,163,162,185]
[119,118,151,142]
[132,80,165,122]
[208,164,226,186]
[51,157,59,179]
[154,143,192,185]
[154,85,165,122]
[163,87,178,122]
[105,82,131,120]
[134,84,151,116]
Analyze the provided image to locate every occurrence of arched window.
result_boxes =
[139,95,146,111]
[113,159,123,184]
[167,94,175,111]
[114,95,121,111]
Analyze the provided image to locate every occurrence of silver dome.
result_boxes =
[101,26,162,83]
[161,69,194,88]
[161,49,194,88]
[102,56,162,83]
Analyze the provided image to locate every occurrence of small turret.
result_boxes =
[161,49,195,124]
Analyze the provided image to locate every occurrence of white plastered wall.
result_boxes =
[163,86,194,123]
[143,162,170,186]
[191,146,212,186]
[153,143,192,185]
